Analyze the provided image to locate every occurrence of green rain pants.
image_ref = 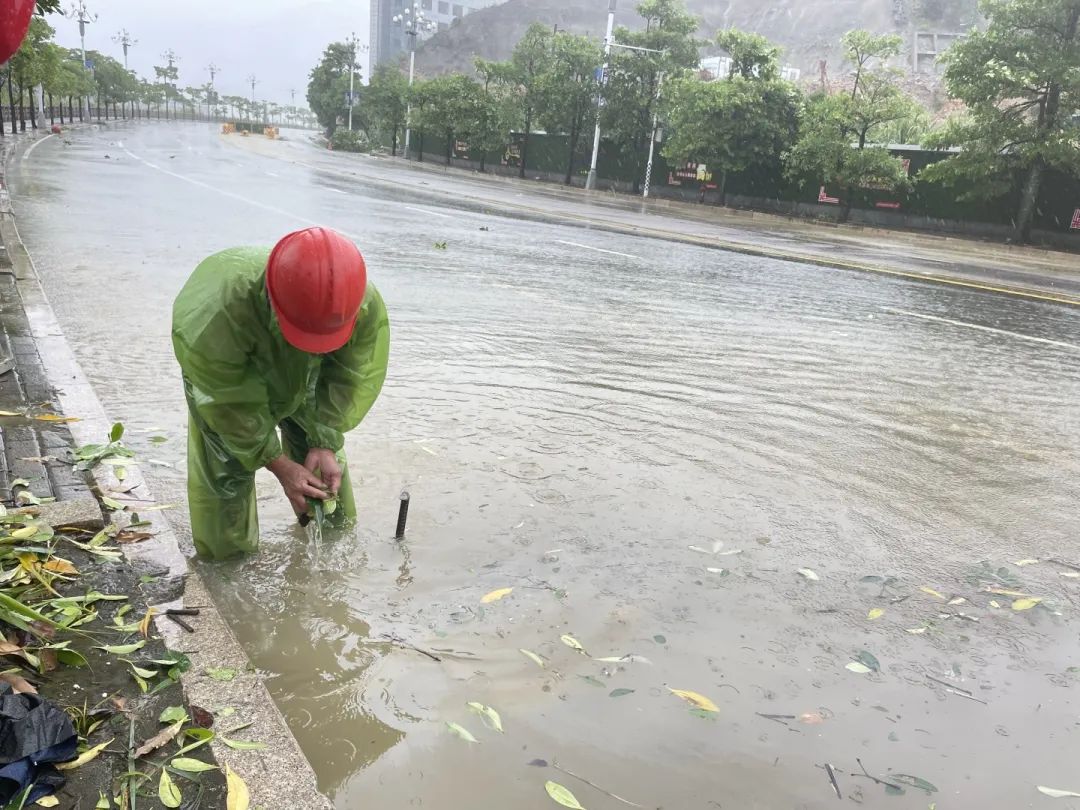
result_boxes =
[186,401,356,560]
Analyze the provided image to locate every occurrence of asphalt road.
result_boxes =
[10,122,1080,809]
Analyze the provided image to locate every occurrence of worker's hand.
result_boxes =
[266,455,330,515]
[304,448,342,496]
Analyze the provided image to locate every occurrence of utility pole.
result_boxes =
[67,1,98,119]
[112,29,136,69]
[394,4,435,157]
[206,63,219,120]
[585,0,617,190]
[161,49,179,118]
[348,31,357,132]
[247,74,258,123]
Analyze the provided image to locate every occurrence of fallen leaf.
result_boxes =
[667,688,719,713]
[798,712,827,725]
[867,608,885,620]
[561,634,587,654]
[0,410,21,417]
[1014,559,1040,566]
[226,764,250,810]
[480,587,513,604]
[947,597,967,606]
[920,586,946,600]
[528,759,549,767]
[609,688,635,698]
[10,526,37,540]
[986,586,1030,597]
[134,720,183,758]
[688,541,722,555]
[846,662,873,674]
[205,667,236,681]
[578,675,605,687]
[0,673,37,693]
[171,757,218,773]
[445,721,478,743]
[158,768,182,808]
[220,738,268,751]
[990,600,1002,608]
[1061,572,1080,579]
[190,705,214,728]
[891,774,938,794]
[856,650,881,672]
[158,706,187,724]
[905,627,927,634]
[519,648,546,668]
[1012,597,1042,611]
[57,738,113,771]
[705,567,727,574]
[95,792,109,809]
[798,568,820,581]
[95,641,145,655]
[34,798,59,808]
[717,549,744,556]
[545,780,585,809]
[138,608,157,638]
[1037,786,1080,798]
[33,414,79,423]
[43,558,78,575]
[467,702,503,732]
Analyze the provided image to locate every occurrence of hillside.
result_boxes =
[411,0,981,79]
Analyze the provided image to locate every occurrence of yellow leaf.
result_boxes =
[867,608,885,620]
[986,586,1030,597]
[35,797,59,807]
[480,587,513,604]
[159,768,182,808]
[667,688,719,713]
[0,410,22,417]
[989,600,1001,608]
[10,526,37,540]
[545,780,585,809]
[43,558,79,575]
[57,738,113,771]
[32,414,80,423]
[225,764,250,810]
[905,627,927,634]
[919,586,946,600]
[1014,559,1039,566]
[560,634,587,654]
[138,607,157,638]
[519,648,546,668]
[1012,597,1042,611]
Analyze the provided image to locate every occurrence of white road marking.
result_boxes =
[404,205,453,219]
[556,239,640,260]
[22,133,55,160]
[883,307,1080,353]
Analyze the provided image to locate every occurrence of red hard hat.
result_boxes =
[0,0,35,66]
[266,227,367,354]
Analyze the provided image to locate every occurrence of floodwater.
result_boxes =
[11,123,1080,808]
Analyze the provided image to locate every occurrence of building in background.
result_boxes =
[369,0,506,69]
[699,55,802,83]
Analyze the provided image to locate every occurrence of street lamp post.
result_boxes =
[392,4,435,158]
[347,32,358,131]
[585,0,617,191]
[112,30,136,118]
[247,74,258,125]
[67,1,98,120]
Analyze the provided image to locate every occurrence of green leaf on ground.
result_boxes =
[96,641,145,655]
[519,649,546,668]
[798,568,820,581]
[445,721,478,743]
[100,497,125,511]
[205,667,236,681]
[466,702,503,732]
[578,675,605,688]
[158,768,182,808]
[159,706,187,724]
[846,662,873,674]
[545,780,585,809]
[609,688,635,698]
[221,738,268,751]
[561,634,587,654]
[170,757,218,773]
[856,650,881,672]
[653,634,666,644]
[891,774,938,794]
[109,423,125,442]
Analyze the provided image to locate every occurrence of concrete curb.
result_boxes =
[2,132,333,809]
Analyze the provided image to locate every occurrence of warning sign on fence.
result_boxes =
[1071,208,1080,230]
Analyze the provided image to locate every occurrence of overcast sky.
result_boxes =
[51,0,372,106]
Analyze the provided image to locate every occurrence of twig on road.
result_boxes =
[553,761,645,808]
[854,758,903,792]
[824,763,843,799]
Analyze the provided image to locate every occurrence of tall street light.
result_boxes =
[585,0,616,190]
[247,74,258,123]
[392,4,435,157]
[112,28,136,69]
[345,33,369,132]
[67,0,97,118]
[206,63,219,119]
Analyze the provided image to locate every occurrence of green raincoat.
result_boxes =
[171,247,390,559]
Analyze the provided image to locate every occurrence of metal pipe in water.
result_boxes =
[395,491,410,540]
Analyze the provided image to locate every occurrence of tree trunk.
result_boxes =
[445,129,452,166]
[718,170,728,207]
[1015,160,1044,244]
[7,69,17,135]
[391,128,398,157]
[519,111,531,179]
[67,96,73,122]
[480,152,486,173]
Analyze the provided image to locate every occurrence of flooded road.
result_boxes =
[10,123,1080,808]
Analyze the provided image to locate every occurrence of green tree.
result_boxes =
[10,17,59,127]
[306,41,362,136]
[537,32,601,184]
[35,0,61,14]
[662,66,800,202]
[89,51,137,111]
[500,23,556,178]
[784,30,920,221]
[412,74,484,165]
[921,0,1080,242]
[601,0,700,193]
[470,66,514,172]
[714,29,780,80]
[366,64,409,155]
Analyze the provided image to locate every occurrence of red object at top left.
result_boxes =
[0,0,36,66]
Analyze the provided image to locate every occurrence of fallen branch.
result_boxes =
[824,763,842,799]
[1048,558,1080,574]
[854,758,903,792]
[379,633,442,662]
[927,675,971,695]
[553,761,645,808]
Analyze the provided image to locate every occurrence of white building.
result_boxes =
[370,0,505,69]
[699,55,802,83]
